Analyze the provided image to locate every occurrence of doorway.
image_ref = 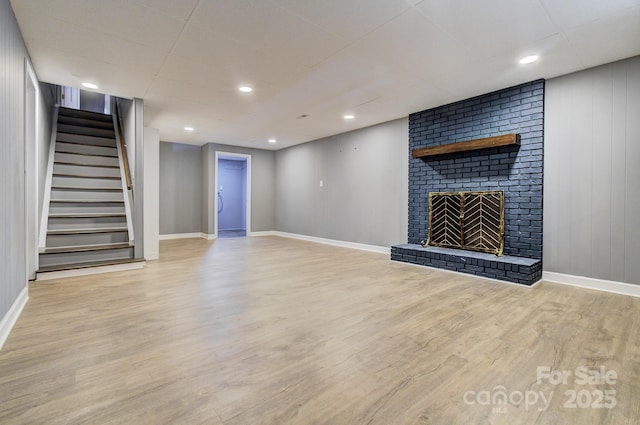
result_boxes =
[24,60,39,280]
[215,152,251,238]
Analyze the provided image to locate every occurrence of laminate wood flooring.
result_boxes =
[1,236,638,424]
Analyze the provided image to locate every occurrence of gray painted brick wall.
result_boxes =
[408,80,544,260]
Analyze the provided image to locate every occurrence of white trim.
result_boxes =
[268,231,391,254]
[36,262,145,281]
[542,271,640,298]
[159,233,203,240]
[25,58,40,278]
[249,231,277,237]
[113,113,135,243]
[215,151,251,239]
[159,233,217,241]
[0,287,29,351]
[38,106,59,251]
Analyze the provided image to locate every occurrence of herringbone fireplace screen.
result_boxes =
[427,191,504,256]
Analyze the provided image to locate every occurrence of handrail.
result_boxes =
[114,99,133,190]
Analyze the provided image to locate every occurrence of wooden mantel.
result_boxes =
[412,133,520,158]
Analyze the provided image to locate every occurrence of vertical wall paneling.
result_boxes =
[201,144,214,235]
[568,71,594,278]
[159,142,203,235]
[591,64,614,280]
[143,127,160,260]
[275,118,409,248]
[609,61,628,283]
[544,56,640,285]
[133,98,144,257]
[0,0,28,326]
[624,58,640,282]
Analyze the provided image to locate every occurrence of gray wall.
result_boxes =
[1,0,29,322]
[162,142,275,235]
[159,142,203,234]
[218,159,247,230]
[275,118,409,247]
[544,56,640,285]
[38,83,55,216]
[118,97,136,179]
[201,143,276,235]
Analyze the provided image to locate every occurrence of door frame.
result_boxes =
[24,59,40,280]
[214,151,251,237]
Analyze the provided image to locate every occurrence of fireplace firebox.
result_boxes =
[424,191,504,256]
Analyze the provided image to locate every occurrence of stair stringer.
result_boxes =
[112,113,134,245]
[38,106,59,251]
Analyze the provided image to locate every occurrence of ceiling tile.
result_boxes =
[563,6,640,69]
[27,44,154,98]
[170,24,309,87]
[352,9,477,82]
[189,0,348,68]
[133,0,200,22]
[269,0,411,42]
[416,0,558,58]
[10,0,640,148]
[432,34,583,99]
[17,11,166,75]
[541,0,640,29]
[12,0,184,52]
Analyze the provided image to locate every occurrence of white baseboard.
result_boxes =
[159,233,203,240]
[36,261,145,281]
[542,271,640,298]
[248,231,277,237]
[260,231,390,254]
[0,286,29,351]
[201,233,217,240]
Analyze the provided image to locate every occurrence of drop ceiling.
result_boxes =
[11,0,640,150]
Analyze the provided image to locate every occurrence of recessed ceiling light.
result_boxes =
[238,86,253,93]
[82,82,99,89]
[519,55,539,65]
[344,114,355,120]
[184,127,194,132]
[268,138,277,144]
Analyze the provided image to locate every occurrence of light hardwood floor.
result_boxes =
[0,236,638,425]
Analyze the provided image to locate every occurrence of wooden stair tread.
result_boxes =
[55,146,118,158]
[54,161,120,169]
[58,107,113,122]
[50,199,124,203]
[42,242,132,254]
[55,138,116,148]
[51,186,123,192]
[37,258,143,273]
[57,116,114,130]
[57,124,115,135]
[48,227,128,235]
[49,212,126,218]
[53,173,121,180]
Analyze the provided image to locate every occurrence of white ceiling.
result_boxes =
[11,0,640,150]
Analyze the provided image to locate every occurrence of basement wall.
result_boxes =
[544,55,640,285]
[275,118,409,248]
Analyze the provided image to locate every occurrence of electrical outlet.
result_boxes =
[319,180,324,187]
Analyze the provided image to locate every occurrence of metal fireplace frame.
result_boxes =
[426,191,505,256]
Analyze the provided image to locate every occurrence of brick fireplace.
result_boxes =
[391,80,544,285]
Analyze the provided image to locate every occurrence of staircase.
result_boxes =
[38,107,136,273]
